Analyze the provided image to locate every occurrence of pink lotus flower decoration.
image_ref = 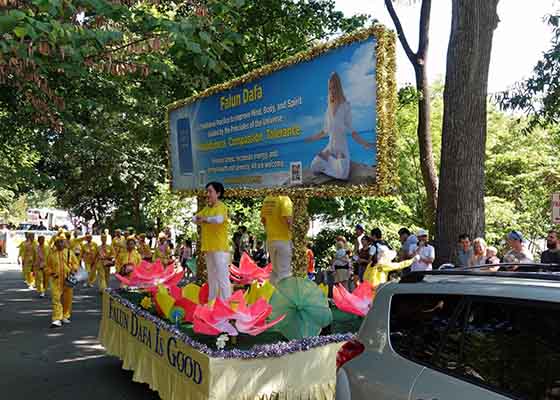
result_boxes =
[333,281,375,317]
[193,290,286,336]
[229,253,272,285]
[115,260,183,289]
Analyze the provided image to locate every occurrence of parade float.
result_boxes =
[99,25,398,400]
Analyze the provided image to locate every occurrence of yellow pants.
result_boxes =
[22,263,35,287]
[86,262,97,286]
[33,268,46,294]
[51,281,73,321]
[97,265,111,292]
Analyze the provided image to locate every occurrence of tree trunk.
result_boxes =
[415,63,439,229]
[436,0,500,263]
[385,0,439,229]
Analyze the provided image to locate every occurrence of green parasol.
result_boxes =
[269,277,332,340]
[186,257,197,274]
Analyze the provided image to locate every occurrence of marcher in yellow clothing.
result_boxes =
[153,233,173,265]
[194,182,231,300]
[115,238,142,277]
[18,233,37,288]
[137,234,153,261]
[45,237,79,327]
[96,234,114,292]
[34,236,49,297]
[261,195,293,285]
[112,229,126,260]
[81,233,98,287]
[49,228,65,249]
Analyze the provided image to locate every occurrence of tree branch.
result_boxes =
[384,0,416,63]
[418,0,431,60]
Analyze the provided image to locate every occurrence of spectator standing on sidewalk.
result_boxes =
[410,229,435,271]
[397,228,417,261]
[470,237,488,267]
[453,234,473,267]
[0,224,8,257]
[503,230,534,264]
[541,230,560,265]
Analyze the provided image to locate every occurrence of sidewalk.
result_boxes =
[0,260,159,399]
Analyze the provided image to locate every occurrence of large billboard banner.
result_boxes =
[168,28,396,195]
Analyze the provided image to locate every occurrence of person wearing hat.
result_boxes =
[34,235,50,297]
[503,230,534,264]
[18,232,37,289]
[82,233,98,288]
[96,233,114,292]
[137,233,153,262]
[410,229,435,271]
[193,181,231,300]
[45,236,79,327]
[153,232,173,265]
[260,195,293,285]
[115,238,142,277]
[112,229,126,260]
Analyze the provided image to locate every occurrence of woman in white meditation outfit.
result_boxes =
[306,71,374,181]
[193,181,232,300]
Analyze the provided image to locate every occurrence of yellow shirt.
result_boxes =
[96,244,114,268]
[112,236,126,257]
[81,241,98,266]
[18,241,37,267]
[138,242,153,260]
[197,201,229,252]
[261,195,293,241]
[45,249,79,289]
[115,249,142,270]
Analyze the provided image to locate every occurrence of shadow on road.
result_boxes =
[0,267,160,400]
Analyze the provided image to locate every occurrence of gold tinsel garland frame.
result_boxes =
[166,25,398,276]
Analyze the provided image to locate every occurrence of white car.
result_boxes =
[336,268,560,400]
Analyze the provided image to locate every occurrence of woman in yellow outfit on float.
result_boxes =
[96,233,114,292]
[45,237,79,328]
[193,181,231,301]
[18,232,37,288]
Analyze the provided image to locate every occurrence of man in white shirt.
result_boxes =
[410,229,435,271]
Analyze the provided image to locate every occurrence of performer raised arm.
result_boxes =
[193,181,231,300]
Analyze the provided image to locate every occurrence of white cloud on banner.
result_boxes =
[339,41,376,109]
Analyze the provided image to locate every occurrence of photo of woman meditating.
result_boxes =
[305,72,375,181]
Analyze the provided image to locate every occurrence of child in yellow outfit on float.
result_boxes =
[81,233,98,288]
[34,235,49,297]
[96,234,114,292]
[18,232,37,288]
[45,237,79,328]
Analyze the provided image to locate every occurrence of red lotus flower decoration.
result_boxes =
[115,260,183,289]
[193,290,285,336]
[333,281,375,317]
[229,253,272,285]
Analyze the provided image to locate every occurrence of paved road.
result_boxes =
[0,257,160,399]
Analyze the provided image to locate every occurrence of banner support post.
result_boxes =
[291,193,309,277]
